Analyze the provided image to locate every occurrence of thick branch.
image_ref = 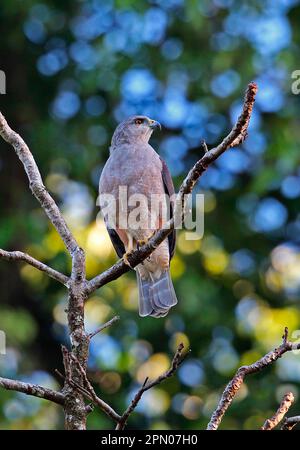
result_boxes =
[281,415,300,430]
[64,247,89,430]
[0,249,69,286]
[0,376,65,406]
[86,82,258,295]
[261,392,294,430]
[116,343,186,430]
[0,112,79,256]
[207,327,300,430]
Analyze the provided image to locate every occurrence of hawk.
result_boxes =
[99,115,177,318]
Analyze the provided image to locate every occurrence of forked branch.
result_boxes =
[207,328,300,430]
[116,343,187,430]
[59,347,121,422]
[59,343,186,429]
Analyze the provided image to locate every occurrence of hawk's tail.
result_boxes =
[137,269,178,318]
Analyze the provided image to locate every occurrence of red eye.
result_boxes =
[135,119,143,125]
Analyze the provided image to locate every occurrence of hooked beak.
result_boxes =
[149,119,162,131]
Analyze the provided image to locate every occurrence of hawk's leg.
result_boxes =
[137,231,156,249]
[123,232,135,269]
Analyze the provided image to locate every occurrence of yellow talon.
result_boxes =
[137,232,156,249]
[123,251,134,269]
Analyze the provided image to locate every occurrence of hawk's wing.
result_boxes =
[106,227,125,258]
[160,157,176,261]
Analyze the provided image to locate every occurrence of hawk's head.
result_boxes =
[111,115,161,147]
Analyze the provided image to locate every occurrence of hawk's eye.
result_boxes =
[134,118,143,125]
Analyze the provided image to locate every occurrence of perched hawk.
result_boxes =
[99,115,177,318]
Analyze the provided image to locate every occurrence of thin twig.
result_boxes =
[0,249,69,286]
[0,376,65,406]
[86,82,258,295]
[201,140,209,153]
[261,392,295,430]
[89,315,120,339]
[116,343,187,430]
[0,112,79,256]
[207,327,300,430]
[281,415,300,430]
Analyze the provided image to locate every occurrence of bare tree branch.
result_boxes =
[58,344,187,429]
[0,249,69,286]
[0,376,65,406]
[281,415,300,430]
[89,315,120,339]
[86,82,258,295]
[207,327,300,430]
[0,112,79,256]
[116,343,187,430]
[261,392,294,430]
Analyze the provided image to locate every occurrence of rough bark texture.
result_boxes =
[261,392,294,430]
[64,248,90,430]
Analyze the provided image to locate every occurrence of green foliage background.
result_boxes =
[1,0,300,430]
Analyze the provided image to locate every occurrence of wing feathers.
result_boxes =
[160,157,176,260]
